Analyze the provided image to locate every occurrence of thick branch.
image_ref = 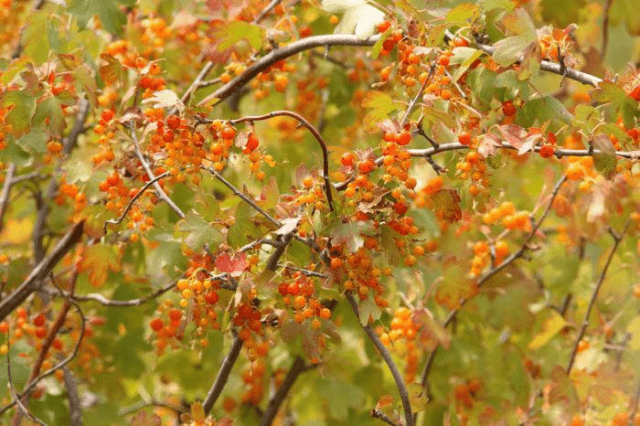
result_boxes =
[346,293,414,426]
[566,220,630,374]
[202,335,244,414]
[199,34,379,106]
[258,356,306,426]
[230,110,334,211]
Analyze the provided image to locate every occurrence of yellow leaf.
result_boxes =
[79,244,120,287]
[529,311,566,349]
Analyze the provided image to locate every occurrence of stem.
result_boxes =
[230,110,334,211]
[566,221,630,374]
[346,293,414,426]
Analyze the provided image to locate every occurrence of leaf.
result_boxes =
[362,91,397,132]
[413,308,451,351]
[178,212,224,250]
[609,0,640,36]
[215,252,246,277]
[371,28,392,59]
[80,244,121,287]
[591,134,617,178]
[21,12,50,64]
[33,97,66,138]
[492,9,537,65]
[2,91,36,137]
[435,258,477,309]
[227,201,260,248]
[445,3,480,23]
[358,297,381,326]
[141,89,184,111]
[432,189,462,223]
[276,217,300,235]
[540,0,586,28]
[329,221,375,252]
[627,316,640,351]
[67,0,129,36]
[450,47,484,82]
[528,310,566,349]
[98,53,125,86]
[213,20,266,51]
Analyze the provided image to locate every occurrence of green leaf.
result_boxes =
[493,34,535,66]
[516,96,572,127]
[317,378,366,420]
[227,201,260,248]
[178,212,224,250]
[591,134,617,178]
[3,91,36,136]
[21,12,50,64]
[214,20,266,51]
[17,126,48,153]
[358,297,381,326]
[33,96,66,138]
[609,0,640,36]
[540,0,586,28]
[481,0,513,11]
[67,0,128,36]
[450,47,484,82]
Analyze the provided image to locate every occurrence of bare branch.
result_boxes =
[199,34,379,106]
[346,293,414,426]
[372,409,399,426]
[63,368,82,426]
[202,335,244,414]
[119,399,185,416]
[229,110,334,211]
[602,0,613,60]
[67,280,176,307]
[258,356,306,426]
[254,0,282,23]
[203,166,281,227]
[566,220,630,374]
[128,122,185,219]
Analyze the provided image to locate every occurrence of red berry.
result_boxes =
[166,115,181,130]
[150,318,164,331]
[395,131,411,146]
[539,144,554,158]
[458,132,471,146]
[502,101,516,117]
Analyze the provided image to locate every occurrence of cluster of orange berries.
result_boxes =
[205,121,238,173]
[0,0,25,48]
[149,302,187,355]
[233,302,264,342]
[249,60,295,100]
[470,239,510,277]
[377,307,421,382]
[242,132,276,181]
[456,150,490,197]
[295,175,326,210]
[56,180,87,214]
[453,379,482,410]
[279,272,331,329]
[240,356,267,405]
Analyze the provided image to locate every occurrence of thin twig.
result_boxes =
[199,34,380,106]
[258,356,306,426]
[0,162,16,234]
[68,280,177,307]
[280,264,328,278]
[203,166,281,227]
[371,409,399,426]
[128,123,185,218]
[6,333,48,426]
[401,65,434,126]
[566,220,630,374]
[229,110,334,211]
[119,399,185,416]
[346,293,414,426]
[254,0,282,23]
[174,61,215,112]
[103,171,171,234]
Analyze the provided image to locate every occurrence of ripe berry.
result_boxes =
[166,115,181,129]
[395,131,411,146]
[539,144,554,158]
[458,132,471,146]
[502,101,516,117]
[150,318,164,331]
[341,152,354,166]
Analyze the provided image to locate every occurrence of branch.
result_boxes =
[198,34,379,106]
[67,280,176,307]
[119,399,185,416]
[63,367,82,426]
[418,175,567,400]
[128,122,185,219]
[202,334,244,414]
[346,293,414,426]
[229,110,334,211]
[6,335,47,426]
[566,220,630,374]
[258,356,306,426]
[254,0,282,23]
[371,409,399,426]
[628,381,640,426]
[601,0,613,60]
[203,166,281,227]
[103,171,171,234]
[0,293,86,416]
[0,220,84,322]
[0,162,16,234]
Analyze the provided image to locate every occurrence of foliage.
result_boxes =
[1,0,640,425]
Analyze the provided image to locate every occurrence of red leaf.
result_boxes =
[215,252,247,277]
